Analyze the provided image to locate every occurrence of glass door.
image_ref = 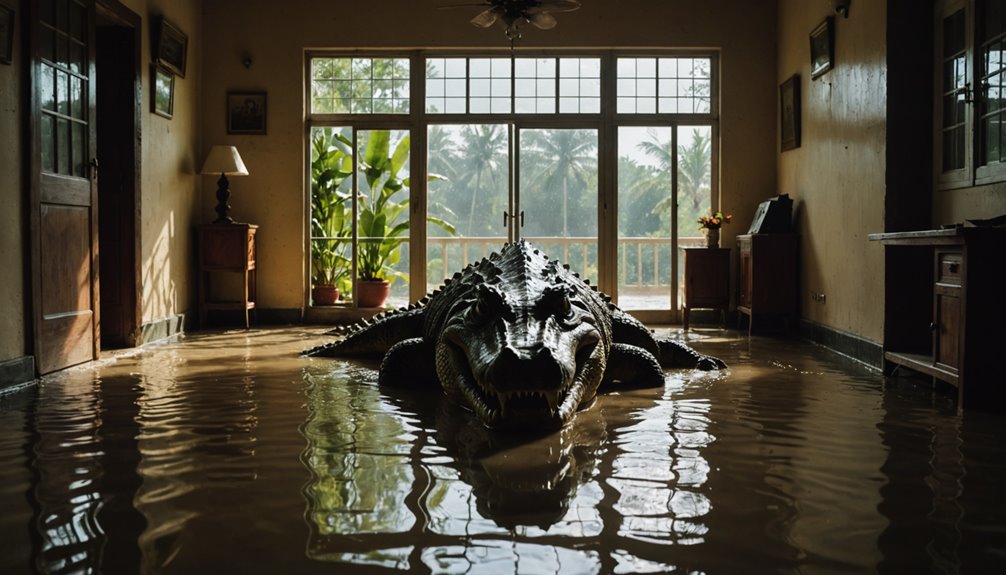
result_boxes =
[516,127,599,285]
[616,125,712,314]
[426,124,511,291]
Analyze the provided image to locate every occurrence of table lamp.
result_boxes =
[200,145,249,224]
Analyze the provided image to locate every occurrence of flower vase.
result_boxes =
[703,227,720,248]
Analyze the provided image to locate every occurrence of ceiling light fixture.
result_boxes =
[441,0,581,47]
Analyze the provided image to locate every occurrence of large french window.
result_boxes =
[307,52,718,319]
[938,0,1006,187]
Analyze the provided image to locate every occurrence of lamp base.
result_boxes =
[213,173,234,224]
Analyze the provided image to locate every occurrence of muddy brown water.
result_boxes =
[0,326,1003,574]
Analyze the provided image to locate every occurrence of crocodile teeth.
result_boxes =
[544,390,559,413]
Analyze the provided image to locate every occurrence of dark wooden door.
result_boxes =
[30,0,98,374]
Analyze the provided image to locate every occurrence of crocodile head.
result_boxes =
[435,246,610,431]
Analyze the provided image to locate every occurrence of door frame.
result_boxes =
[95,0,141,347]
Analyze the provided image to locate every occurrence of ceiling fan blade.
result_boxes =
[534,0,581,13]
[437,1,492,8]
[528,11,557,29]
[470,7,502,28]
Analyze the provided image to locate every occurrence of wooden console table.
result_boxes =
[869,227,1006,410]
[682,247,730,330]
[198,223,257,328]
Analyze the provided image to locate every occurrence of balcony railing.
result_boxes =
[312,235,707,309]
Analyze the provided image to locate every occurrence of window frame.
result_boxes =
[305,49,720,314]
[936,0,1006,189]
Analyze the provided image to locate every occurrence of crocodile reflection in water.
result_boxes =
[429,397,608,530]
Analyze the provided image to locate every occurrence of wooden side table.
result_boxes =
[682,247,731,330]
[198,223,257,328]
[736,233,797,335]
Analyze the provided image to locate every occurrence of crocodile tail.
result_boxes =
[303,306,426,358]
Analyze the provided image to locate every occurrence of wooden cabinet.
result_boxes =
[682,247,730,330]
[198,223,257,328]
[869,228,1006,410]
[736,233,797,334]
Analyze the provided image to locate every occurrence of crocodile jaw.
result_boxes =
[437,329,603,431]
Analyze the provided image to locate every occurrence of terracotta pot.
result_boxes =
[356,279,390,308]
[703,227,721,248]
[312,285,340,306]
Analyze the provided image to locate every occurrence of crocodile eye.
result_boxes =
[468,284,507,325]
[537,286,575,322]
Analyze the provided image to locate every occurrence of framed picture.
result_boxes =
[227,92,267,135]
[780,74,801,151]
[810,17,834,80]
[155,17,187,77]
[0,5,14,65]
[152,64,174,119]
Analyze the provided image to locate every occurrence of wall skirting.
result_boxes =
[0,356,37,392]
[799,319,883,370]
[137,313,187,346]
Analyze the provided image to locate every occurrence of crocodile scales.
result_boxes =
[304,240,725,430]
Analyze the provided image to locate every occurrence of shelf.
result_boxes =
[884,351,959,386]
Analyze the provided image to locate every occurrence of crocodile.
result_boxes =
[304,240,726,431]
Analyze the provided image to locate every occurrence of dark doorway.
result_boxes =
[95,1,139,348]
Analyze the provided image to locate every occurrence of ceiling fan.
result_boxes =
[441,0,582,43]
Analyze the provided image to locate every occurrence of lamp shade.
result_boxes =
[200,145,249,176]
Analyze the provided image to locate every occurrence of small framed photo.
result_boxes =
[227,92,267,135]
[1,5,14,65]
[780,74,801,151]
[152,64,174,119]
[155,17,187,77]
[810,17,834,80]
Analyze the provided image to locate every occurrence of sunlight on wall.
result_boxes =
[777,0,886,342]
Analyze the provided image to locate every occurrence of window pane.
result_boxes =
[426,124,508,292]
[357,129,411,308]
[310,126,354,304]
[310,57,409,115]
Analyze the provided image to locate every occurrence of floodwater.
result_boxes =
[1,326,1004,574]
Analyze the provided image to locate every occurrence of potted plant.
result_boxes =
[310,130,353,305]
[356,131,455,307]
[697,210,732,248]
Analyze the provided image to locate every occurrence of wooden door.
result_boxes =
[30,0,98,374]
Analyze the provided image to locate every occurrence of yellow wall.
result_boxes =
[777,0,887,343]
[124,0,202,324]
[200,0,779,310]
[0,0,26,361]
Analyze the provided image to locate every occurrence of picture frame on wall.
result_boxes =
[155,17,187,77]
[227,92,267,135]
[0,5,14,65]
[810,17,834,80]
[152,64,174,119]
[780,74,801,151]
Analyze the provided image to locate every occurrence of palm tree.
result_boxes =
[523,129,597,237]
[634,127,711,235]
[456,124,509,236]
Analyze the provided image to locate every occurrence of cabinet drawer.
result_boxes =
[937,251,962,285]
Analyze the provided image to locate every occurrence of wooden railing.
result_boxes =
[425,235,705,292]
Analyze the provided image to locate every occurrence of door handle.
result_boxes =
[503,211,509,228]
[519,210,524,227]
[89,158,99,181]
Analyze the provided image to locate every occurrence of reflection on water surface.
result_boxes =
[1,327,1004,574]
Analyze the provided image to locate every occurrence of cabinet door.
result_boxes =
[738,250,753,308]
[934,250,963,370]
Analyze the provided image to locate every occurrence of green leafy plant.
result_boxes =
[357,131,456,282]
[311,130,353,295]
